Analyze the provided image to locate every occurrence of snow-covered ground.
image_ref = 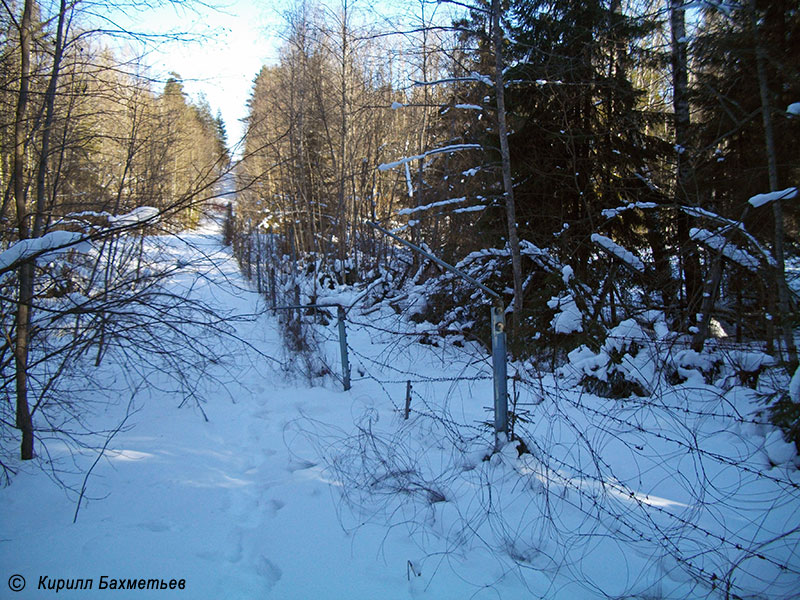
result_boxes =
[0,220,517,599]
[2,220,799,599]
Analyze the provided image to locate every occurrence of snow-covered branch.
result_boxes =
[0,206,161,277]
[378,144,481,171]
[690,227,760,271]
[0,231,89,274]
[591,234,645,273]
[396,197,466,216]
[412,72,493,87]
[748,186,797,208]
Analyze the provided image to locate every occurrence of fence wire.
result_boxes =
[231,223,800,600]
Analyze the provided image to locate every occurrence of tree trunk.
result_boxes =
[645,211,677,316]
[33,0,67,238]
[670,0,702,327]
[691,254,725,352]
[492,0,523,317]
[750,0,798,372]
[13,0,35,460]
[338,0,349,285]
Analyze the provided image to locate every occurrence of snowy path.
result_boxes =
[0,222,519,599]
[3,221,799,600]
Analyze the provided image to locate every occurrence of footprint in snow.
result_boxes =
[246,422,263,442]
[268,499,285,516]
[256,556,283,590]
[286,458,317,472]
[137,521,170,532]
[225,529,244,564]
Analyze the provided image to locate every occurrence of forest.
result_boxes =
[2,0,799,461]
[1,0,230,462]
[233,0,799,414]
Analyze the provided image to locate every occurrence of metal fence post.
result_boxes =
[255,234,262,294]
[367,221,509,439]
[337,305,351,391]
[269,267,276,312]
[491,302,508,439]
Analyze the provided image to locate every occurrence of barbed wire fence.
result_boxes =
[229,217,799,599]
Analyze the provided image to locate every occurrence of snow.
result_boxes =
[561,264,574,284]
[726,350,774,373]
[378,144,482,171]
[315,286,363,309]
[412,73,493,87]
[791,366,800,402]
[469,71,493,86]
[748,187,798,208]
[548,294,583,333]
[787,102,800,116]
[452,205,484,213]
[764,430,796,466]
[590,233,645,272]
[454,103,482,110]
[681,204,741,227]
[109,206,160,226]
[682,205,777,267]
[7,222,489,599]
[690,227,760,270]
[563,319,659,393]
[0,230,88,272]
[396,197,466,216]
[605,318,649,352]
[2,218,799,600]
[390,101,404,110]
[601,201,658,219]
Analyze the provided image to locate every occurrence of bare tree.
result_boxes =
[491,0,523,317]
[749,0,798,372]
[11,0,35,459]
[1,0,232,462]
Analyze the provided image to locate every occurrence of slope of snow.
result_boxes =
[2,219,798,600]
[0,220,525,599]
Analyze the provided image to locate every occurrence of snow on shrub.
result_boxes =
[763,429,797,466]
[547,294,583,334]
[791,366,800,403]
[668,348,719,385]
[561,318,658,398]
[721,350,775,388]
[590,233,645,273]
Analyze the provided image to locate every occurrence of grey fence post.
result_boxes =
[269,267,276,312]
[491,302,508,439]
[337,305,351,391]
[366,221,510,439]
[255,234,262,294]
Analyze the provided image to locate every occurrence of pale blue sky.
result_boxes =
[103,0,454,152]
[107,0,284,149]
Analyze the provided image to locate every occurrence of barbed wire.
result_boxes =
[231,226,799,600]
[524,377,800,492]
[517,387,799,573]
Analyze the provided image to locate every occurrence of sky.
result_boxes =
[107,0,286,151]
[99,0,450,154]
